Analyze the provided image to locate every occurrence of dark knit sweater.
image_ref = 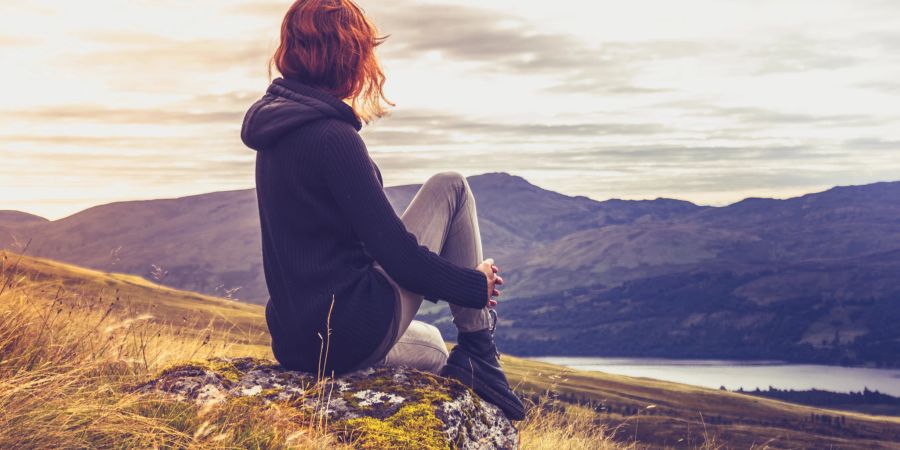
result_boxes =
[241,77,490,375]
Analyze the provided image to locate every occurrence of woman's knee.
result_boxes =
[423,171,475,211]
[424,171,467,192]
[410,321,449,372]
[383,321,449,374]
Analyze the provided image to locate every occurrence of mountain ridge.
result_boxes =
[3,172,899,365]
[10,174,899,222]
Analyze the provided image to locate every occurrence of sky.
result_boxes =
[1,0,899,220]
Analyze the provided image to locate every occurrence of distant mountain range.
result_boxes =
[3,173,899,366]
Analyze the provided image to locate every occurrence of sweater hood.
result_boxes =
[240,77,362,151]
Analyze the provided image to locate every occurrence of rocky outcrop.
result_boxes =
[137,357,519,450]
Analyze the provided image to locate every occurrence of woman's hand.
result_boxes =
[476,258,503,308]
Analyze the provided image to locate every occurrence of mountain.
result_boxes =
[3,173,899,365]
[0,210,49,227]
[1,190,265,302]
[0,210,49,248]
[1,172,704,304]
[459,179,900,366]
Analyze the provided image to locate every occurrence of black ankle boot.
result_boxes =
[440,310,526,421]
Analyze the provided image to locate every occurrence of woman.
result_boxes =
[240,0,525,421]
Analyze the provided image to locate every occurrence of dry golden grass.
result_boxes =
[0,251,349,449]
[0,251,629,449]
[10,253,900,450]
[519,398,631,450]
[14,251,894,449]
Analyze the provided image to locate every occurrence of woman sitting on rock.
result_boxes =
[240,0,525,421]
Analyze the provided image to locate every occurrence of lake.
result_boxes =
[531,357,900,396]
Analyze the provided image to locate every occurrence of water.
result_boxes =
[531,357,900,396]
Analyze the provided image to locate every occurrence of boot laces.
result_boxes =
[489,309,501,360]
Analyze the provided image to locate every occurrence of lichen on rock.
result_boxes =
[137,357,519,449]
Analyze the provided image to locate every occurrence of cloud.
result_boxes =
[228,0,659,94]
[742,34,865,75]
[843,138,900,150]
[714,108,877,126]
[5,146,254,185]
[66,31,272,74]
[227,1,288,16]
[856,81,900,94]
[0,134,238,150]
[3,105,243,125]
[869,31,900,57]
[361,1,681,95]
[4,0,900,219]
[360,1,893,97]
[654,100,887,130]
[186,1,895,98]
[362,109,668,146]
[0,34,36,47]
[369,141,900,208]
[361,2,875,94]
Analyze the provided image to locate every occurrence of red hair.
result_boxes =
[270,0,394,124]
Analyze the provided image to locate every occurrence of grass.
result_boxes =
[0,251,630,449]
[519,397,631,450]
[3,251,900,449]
[499,354,900,449]
[0,251,346,449]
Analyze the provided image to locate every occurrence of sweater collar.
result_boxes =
[270,77,362,131]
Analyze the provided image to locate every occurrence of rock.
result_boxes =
[137,357,519,450]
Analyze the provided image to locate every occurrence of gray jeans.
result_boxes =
[370,171,492,374]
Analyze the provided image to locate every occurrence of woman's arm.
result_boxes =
[311,121,490,310]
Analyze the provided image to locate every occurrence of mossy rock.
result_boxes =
[138,357,518,449]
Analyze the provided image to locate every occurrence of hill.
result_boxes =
[0,210,48,227]
[3,173,900,365]
[0,172,710,304]
[3,252,900,449]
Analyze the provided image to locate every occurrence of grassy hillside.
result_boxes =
[2,251,899,449]
[0,252,620,449]
[504,359,900,449]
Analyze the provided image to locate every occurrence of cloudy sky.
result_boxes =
[2,0,899,219]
